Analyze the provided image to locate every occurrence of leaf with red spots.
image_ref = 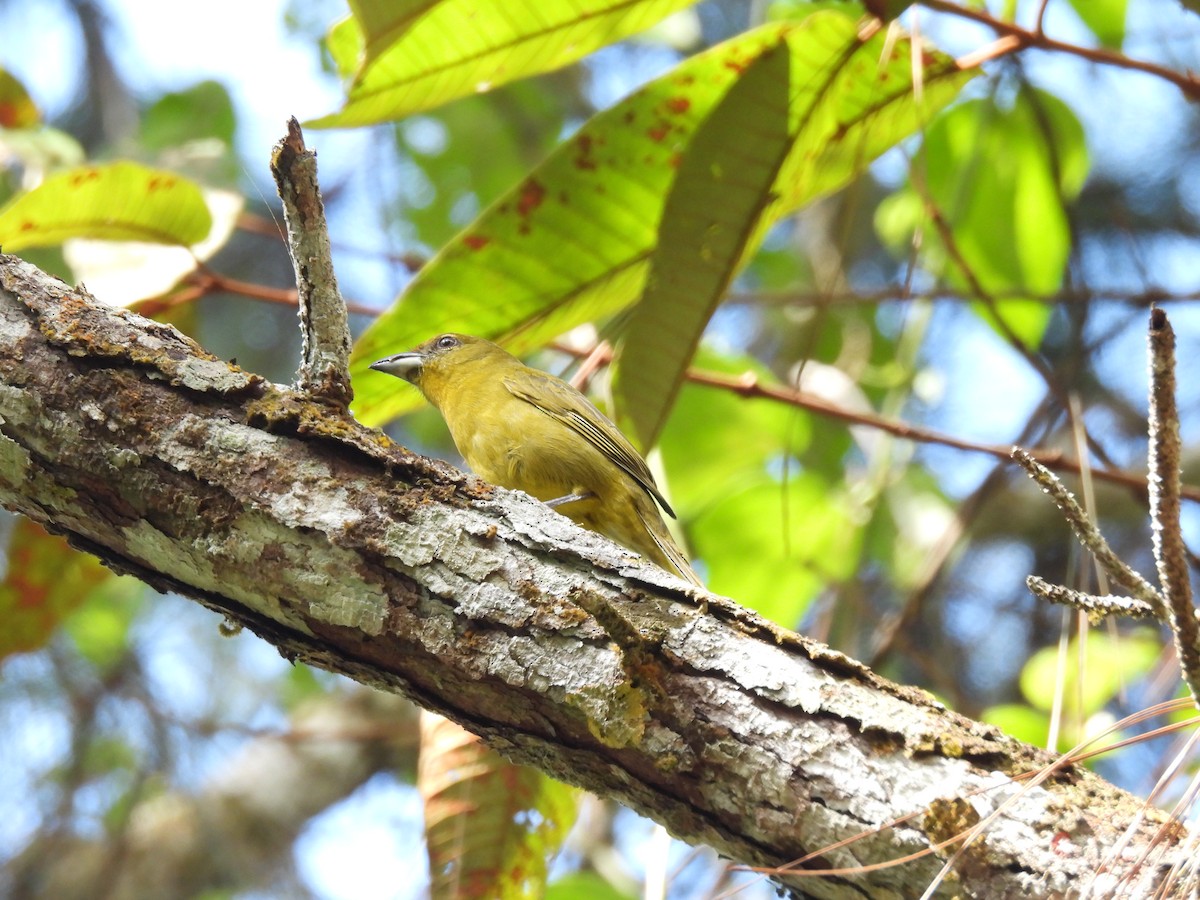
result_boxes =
[309,0,699,127]
[612,43,792,450]
[351,10,972,425]
[0,519,112,659]
[0,161,212,252]
[0,69,40,129]
[418,712,577,897]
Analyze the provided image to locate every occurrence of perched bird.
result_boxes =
[370,334,701,585]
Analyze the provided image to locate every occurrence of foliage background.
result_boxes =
[1,0,1199,897]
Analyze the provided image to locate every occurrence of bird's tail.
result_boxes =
[635,500,703,587]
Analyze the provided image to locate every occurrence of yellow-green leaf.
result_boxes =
[0,161,213,252]
[352,11,973,425]
[310,0,699,127]
[612,42,792,449]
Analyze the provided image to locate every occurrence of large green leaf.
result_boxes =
[352,11,973,425]
[309,0,698,127]
[612,43,792,449]
[875,87,1088,349]
[348,0,441,67]
[0,161,212,251]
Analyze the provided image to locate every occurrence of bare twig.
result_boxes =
[920,0,1200,101]
[1012,447,1164,612]
[1026,576,1157,622]
[1147,309,1200,708]
[269,117,353,407]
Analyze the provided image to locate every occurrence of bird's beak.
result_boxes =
[369,352,425,383]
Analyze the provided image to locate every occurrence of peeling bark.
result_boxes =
[0,254,1188,898]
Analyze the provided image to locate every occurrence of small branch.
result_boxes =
[1147,309,1200,708]
[270,117,353,408]
[552,341,1200,503]
[920,0,1200,101]
[1026,576,1157,623]
[1012,447,1164,613]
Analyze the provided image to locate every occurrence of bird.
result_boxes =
[370,333,701,585]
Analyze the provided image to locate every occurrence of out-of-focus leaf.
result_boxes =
[310,0,698,127]
[981,703,1049,746]
[63,188,242,306]
[0,519,112,659]
[140,80,237,151]
[420,712,577,899]
[0,68,40,128]
[612,43,791,449]
[656,349,860,622]
[0,161,213,251]
[690,474,860,624]
[65,576,144,672]
[0,128,87,202]
[1020,630,1159,717]
[352,11,973,425]
[876,87,1088,349]
[325,15,365,78]
[1066,0,1126,48]
[547,872,635,900]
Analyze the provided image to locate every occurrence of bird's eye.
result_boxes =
[436,334,459,350]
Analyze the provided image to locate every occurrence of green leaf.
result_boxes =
[351,12,973,425]
[876,87,1089,349]
[691,473,860,623]
[612,42,792,449]
[0,161,213,251]
[140,80,237,151]
[547,872,635,900]
[0,68,40,128]
[1019,630,1159,717]
[981,703,1049,746]
[309,0,699,127]
[65,576,144,672]
[655,348,860,620]
[348,0,444,66]
[1066,0,1126,48]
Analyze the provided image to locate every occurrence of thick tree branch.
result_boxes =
[0,254,1190,898]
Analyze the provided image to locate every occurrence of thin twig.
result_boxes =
[269,117,353,408]
[1026,576,1157,622]
[1147,309,1200,708]
[920,0,1200,101]
[1012,447,1164,612]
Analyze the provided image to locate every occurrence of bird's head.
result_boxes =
[369,333,512,401]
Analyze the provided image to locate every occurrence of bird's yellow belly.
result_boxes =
[452,405,603,504]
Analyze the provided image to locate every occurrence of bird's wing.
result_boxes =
[503,370,676,519]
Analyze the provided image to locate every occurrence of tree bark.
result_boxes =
[0,253,1187,898]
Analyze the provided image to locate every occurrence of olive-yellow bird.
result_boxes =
[370,334,701,585]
